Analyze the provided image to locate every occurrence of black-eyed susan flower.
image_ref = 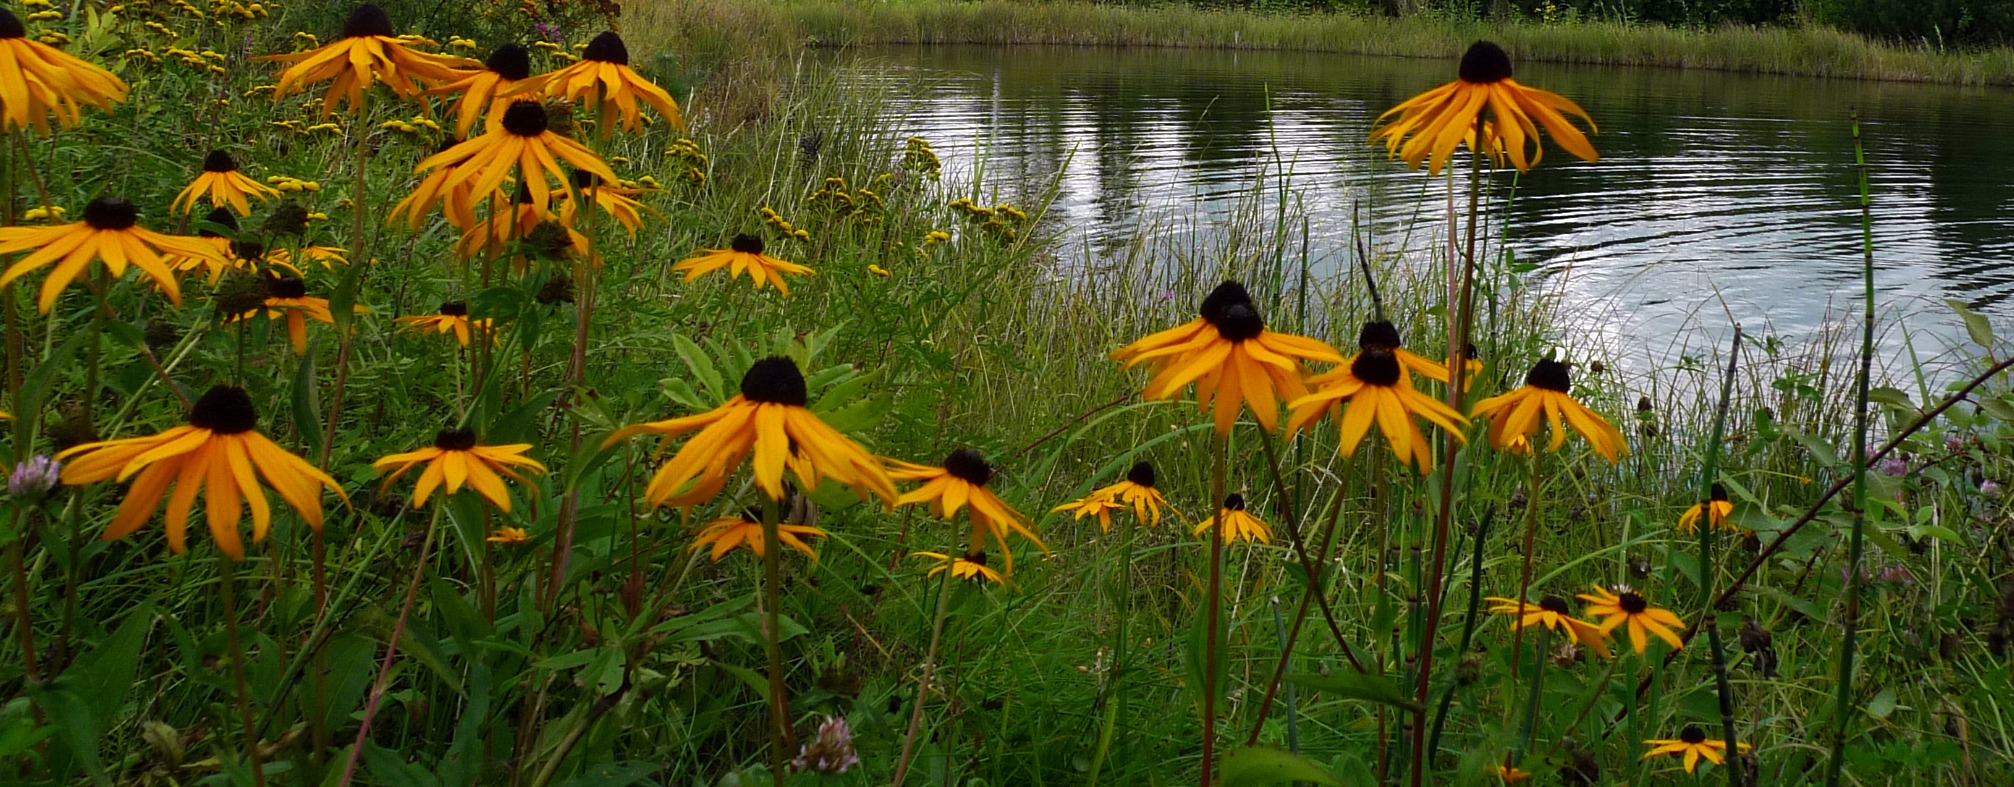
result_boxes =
[913,550,1005,585]
[164,207,242,284]
[487,526,530,544]
[1286,346,1469,474]
[1485,595,1613,659]
[396,301,491,347]
[559,170,659,237]
[1193,494,1270,545]
[0,197,223,312]
[1488,758,1532,784]
[602,356,896,508]
[1369,40,1597,175]
[1641,726,1752,774]
[453,187,594,263]
[0,8,129,133]
[1111,281,1344,436]
[230,275,352,355]
[690,509,827,561]
[1678,482,1737,535]
[1446,341,1484,381]
[411,100,618,215]
[1358,320,1452,384]
[1578,585,1686,656]
[390,139,482,230]
[1051,460,1179,532]
[1470,359,1627,463]
[506,31,682,134]
[55,385,346,560]
[672,234,813,296]
[259,4,474,115]
[428,43,529,138]
[170,151,279,216]
[372,427,544,513]
[890,449,1046,571]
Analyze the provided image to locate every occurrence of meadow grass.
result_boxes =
[0,1,2008,786]
[661,0,2014,86]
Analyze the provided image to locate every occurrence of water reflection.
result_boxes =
[838,45,2014,375]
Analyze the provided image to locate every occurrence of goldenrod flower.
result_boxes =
[486,526,530,544]
[1578,585,1686,656]
[602,356,896,508]
[1470,359,1627,463]
[1193,494,1270,545]
[427,42,529,138]
[396,301,491,347]
[259,4,475,115]
[56,386,346,560]
[506,31,682,133]
[1286,346,1469,474]
[0,8,129,133]
[0,197,224,312]
[1678,483,1737,534]
[171,150,280,216]
[559,170,659,236]
[913,550,1006,585]
[890,449,1046,572]
[229,275,353,355]
[412,100,618,215]
[690,510,827,561]
[1111,281,1344,436]
[672,234,813,296]
[371,427,545,513]
[1642,726,1752,774]
[1370,40,1597,175]
[1051,460,1179,532]
[1485,595,1612,659]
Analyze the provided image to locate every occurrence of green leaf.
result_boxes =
[1867,386,1915,411]
[1286,671,1422,713]
[1866,686,1897,719]
[291,342,322,458]
[1947,299,1994,351]
[361,740,441,787]
[1979,395,2014,424]
[671,333,722,402]
[33,688,108,785]
[1219,746,1342,787]
[552,763,663,787]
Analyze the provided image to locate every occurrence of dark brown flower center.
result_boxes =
[486,43,531,81]
[199,207,239,238]
[203,150,238,173]
[1619,591,1649,614]
[1679,725,1707,745]
[730,233,765,254]
[1223,493,1246,511]
[1525,359,1571,393]
[439,301,468,316]
[740,356,808,406]
[264,275,307,299]
[0,9,24,39]
[943,448,993,486]
[582,31,629,65]
[1459,40,1513,84]
[1358,320,1403,351]
[340,3,393,39]
[1351,348,1401,387]
[964,550,988,567]
[1126,461,1156,488]
[434,427,477,451]
[1539,596,1569,614]
[500,101,549,137]
[571,169,604,190]
[230,239,267,261]
[83,198,138,231]
[1709,482,1728,503]
[189,385,258,434]
[1199,280,1263,341]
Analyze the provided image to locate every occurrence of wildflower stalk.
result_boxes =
[757,494,793,786]
[1697,326,1744,787]
[217,557,269,787]
[1512,626,1549,761]
[1245,487,1352,746]
[892,541,962,786]
[1256,432,1367,671]
[337,506,439,787]
[1085,520,1139,786]
[1825,112,1879,787]
[7,513,40,685]
[1426,510,1493,757]
[1507,452,1543,681]
[1199,434,1227,787]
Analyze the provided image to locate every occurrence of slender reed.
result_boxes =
[1199,435,1227,787]
[1506,452,1543,681]
[892,543,963,786]
[337,507,439,787]
[217,558,268,787]
[758,495,793,785]
[1697,326,1745,787]
[1825,112,1879,787]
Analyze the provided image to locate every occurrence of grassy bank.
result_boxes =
[647,0,2014,86]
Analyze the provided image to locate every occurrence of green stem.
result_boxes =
[1426,509,1493,758]
[1086,521,1138,786]
[1512,627,1549,762]
[758,495,792,786]
[336,507,438,787]
[1508,453,1543,682]
[1200,434,1227,787]
[1826,110,1879,787]
[218,557,269,787]
[892,542,961,786]
[1697,326,1745,787]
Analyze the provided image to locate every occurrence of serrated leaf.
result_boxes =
[1219,746,1342,787]
[1286,671,1421,713]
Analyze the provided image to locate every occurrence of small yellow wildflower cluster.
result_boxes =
[164,0,204,19]
[266,175,321,193]
[21,206,65,223]
[903,136,942,180]
[165,47,229,74]
[289,31,319,51]
[143,21,178,38]
[759,207,811,241]
[667,138,708,186]
[271,119,339,136]
[949,198,1027,241]
[531,40,576,64]
[381,115,443,136]
[447,36,478,51]
[209,0,268,20]
[922,230,952,249]
[807,176,891,226]
[122,49,163,65]
[35,29,68,46]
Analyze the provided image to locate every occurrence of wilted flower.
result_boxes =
[791,715,859,774]
[8,455,60,496]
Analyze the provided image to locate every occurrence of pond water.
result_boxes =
[838,45,2014,380]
